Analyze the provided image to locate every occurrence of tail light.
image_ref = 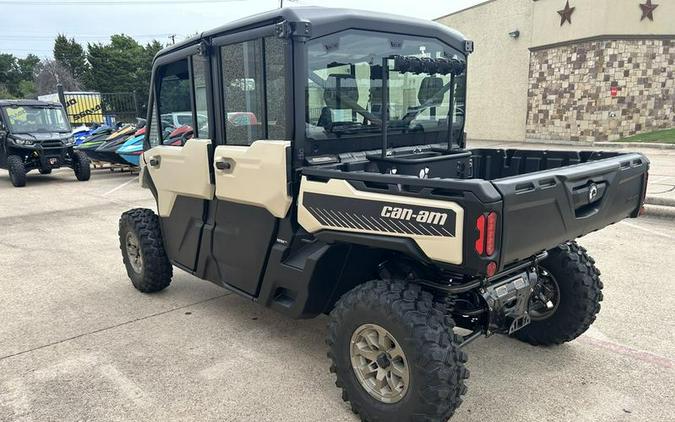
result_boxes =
[475,212,498,256]
[474,215,486,255]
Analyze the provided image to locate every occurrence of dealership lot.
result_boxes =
[0,168,673,422]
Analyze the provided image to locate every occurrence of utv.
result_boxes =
[119,8,649,421]
[0,100,90,187]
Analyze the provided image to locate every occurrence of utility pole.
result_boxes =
[169,34,176,45]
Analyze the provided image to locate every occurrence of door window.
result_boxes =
[265,37,288,140]
[192,54,210,138]
[221,40,265,145]
[147,98,160,147]
[156,59,194,146]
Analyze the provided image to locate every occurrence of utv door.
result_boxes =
[143,51,214,272]
[207,33,292,296]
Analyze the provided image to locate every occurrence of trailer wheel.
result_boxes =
[72,151,91,181]
[7,155,26,187]
[119,208,173,293]
[327,280,469,421]
[514,241,603,346]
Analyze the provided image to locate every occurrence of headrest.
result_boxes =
[418,76,444,105]
[323,75,359,109]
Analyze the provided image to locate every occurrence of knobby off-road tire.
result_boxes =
[7,155,26,187]
[119,208,173,293]
[72,150,91,181]
[327,280,469,422]
[514,241,603,346]
[39,168,52,175]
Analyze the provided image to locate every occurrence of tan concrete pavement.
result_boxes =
[0,165,673,422]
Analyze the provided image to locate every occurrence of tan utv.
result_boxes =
[118,7,649,421]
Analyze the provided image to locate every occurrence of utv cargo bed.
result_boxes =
[302,146,649,271]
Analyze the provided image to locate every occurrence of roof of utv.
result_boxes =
[155,6,468,61]
[0,99,61,107]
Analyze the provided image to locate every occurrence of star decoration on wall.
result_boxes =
[557,1,575,26]
[640,0,659,21]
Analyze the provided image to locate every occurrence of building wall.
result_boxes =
[531,0,675,48]
[436,0,534,142]
[527,38,675,142]
[436,0,675,142]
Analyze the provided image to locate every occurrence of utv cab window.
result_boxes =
[156,59,195,146]
[305,30,466,144]
[221,40,265,145]
[2,105,70,133]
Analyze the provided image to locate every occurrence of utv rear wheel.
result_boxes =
[119,208,173,293]
[72,151,91,181]
[39,168,52,175]
[514,241,603,346]
[327,280,469,422]
[7,155,26,187]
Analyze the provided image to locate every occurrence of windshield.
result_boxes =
[2,105,71,133]
[306,30,466,145]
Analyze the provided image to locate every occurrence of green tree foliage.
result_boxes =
[0,53,40,98]
[53,34,88,80]
[85,35,163,114]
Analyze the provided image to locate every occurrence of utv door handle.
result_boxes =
[148,157,160,167]
[215,160,232,170]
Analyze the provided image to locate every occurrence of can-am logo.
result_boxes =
[381,206,448,226]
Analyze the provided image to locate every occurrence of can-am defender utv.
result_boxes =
[0,100,90,187]
[119,7,649,421]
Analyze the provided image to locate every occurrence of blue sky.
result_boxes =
[0,0,483,58]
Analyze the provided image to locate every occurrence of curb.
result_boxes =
[645,196,675,207]
[595,142,675,150]
[644,204,675,220]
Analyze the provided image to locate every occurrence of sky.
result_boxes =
[0,0,484,58]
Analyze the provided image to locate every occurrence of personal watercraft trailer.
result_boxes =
[118,7,649,421]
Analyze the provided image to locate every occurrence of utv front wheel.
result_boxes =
[327,280,469,421]
[7,155,26,187]
[119,208,173,293]
[72,150,91,181]
[514,241,603,346]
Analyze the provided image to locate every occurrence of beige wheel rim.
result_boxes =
[349,323,410,403]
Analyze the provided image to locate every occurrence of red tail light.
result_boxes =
[475,215,485,255]
[475,212,498,256]
[486,212,497,256]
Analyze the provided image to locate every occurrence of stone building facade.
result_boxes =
[436,0,675,143]
[527,38,675,142]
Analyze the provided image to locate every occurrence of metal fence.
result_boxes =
[57,84,139,126]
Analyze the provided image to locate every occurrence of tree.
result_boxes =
[0,53,39,98]
[35,58,82,95]
[85,35,163,114]
[54,35,88,81]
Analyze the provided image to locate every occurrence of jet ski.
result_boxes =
[164,125,193,146]
[82,125,136,161]
[116,127,146,166]
[91,126,142,165]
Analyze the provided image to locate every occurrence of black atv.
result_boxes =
[0,99,91,187]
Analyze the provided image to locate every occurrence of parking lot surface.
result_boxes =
[0,168,674,422]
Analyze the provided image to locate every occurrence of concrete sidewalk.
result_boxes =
[470,140,675,219]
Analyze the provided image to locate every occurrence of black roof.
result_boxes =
[156,6,468,60]
[0,99,61,107]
